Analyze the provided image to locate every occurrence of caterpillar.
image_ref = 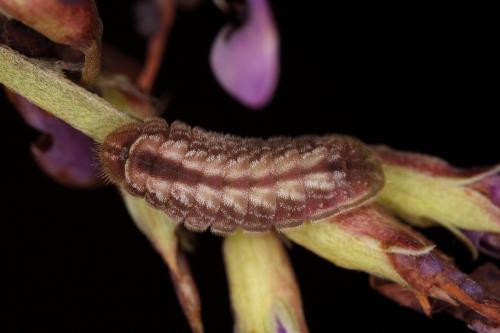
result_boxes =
[99,118,384,235]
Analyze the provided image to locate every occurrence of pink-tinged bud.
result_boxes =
[284,205,500,328]
[210,0,279,109]
[373,146,500,239]
[6,91,100,188]
[122,193,203,333]
[0,0,102,84]
[284,206,433,286]
[223,232,308,333]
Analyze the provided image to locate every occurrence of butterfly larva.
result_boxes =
[99,118,384,235]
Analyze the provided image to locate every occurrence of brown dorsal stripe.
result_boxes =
[99,118,384,235]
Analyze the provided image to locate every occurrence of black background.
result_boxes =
[5,1,498,332]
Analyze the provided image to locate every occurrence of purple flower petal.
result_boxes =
[471,173,500,207]
[8,92,100,188]
[488,175,500,206]
[463,230,500,259]
[276,318,288,333]
[210,0,279,109]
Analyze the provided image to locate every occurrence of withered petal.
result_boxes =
[122,193,204,333]
[0,0,100,47]
[371,263,500,333]
[0,0,102,84]
[0,16,54,57]
[169,250,204,333]
[370,276,430,314]
[390,251,500,324]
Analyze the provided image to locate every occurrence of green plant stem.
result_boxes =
[0,46,137,142]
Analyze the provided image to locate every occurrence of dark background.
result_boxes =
[5,1,498,332]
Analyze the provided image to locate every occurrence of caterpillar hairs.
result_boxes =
[99,118,384,235]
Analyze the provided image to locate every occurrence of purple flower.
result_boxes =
[210,0,280,109]
[7,91,100,188]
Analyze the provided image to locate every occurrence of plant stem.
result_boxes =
[0,46,137,142]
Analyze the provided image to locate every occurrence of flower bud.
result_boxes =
[224,232,308,333]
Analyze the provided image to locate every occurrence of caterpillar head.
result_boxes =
[99,123,142,184]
